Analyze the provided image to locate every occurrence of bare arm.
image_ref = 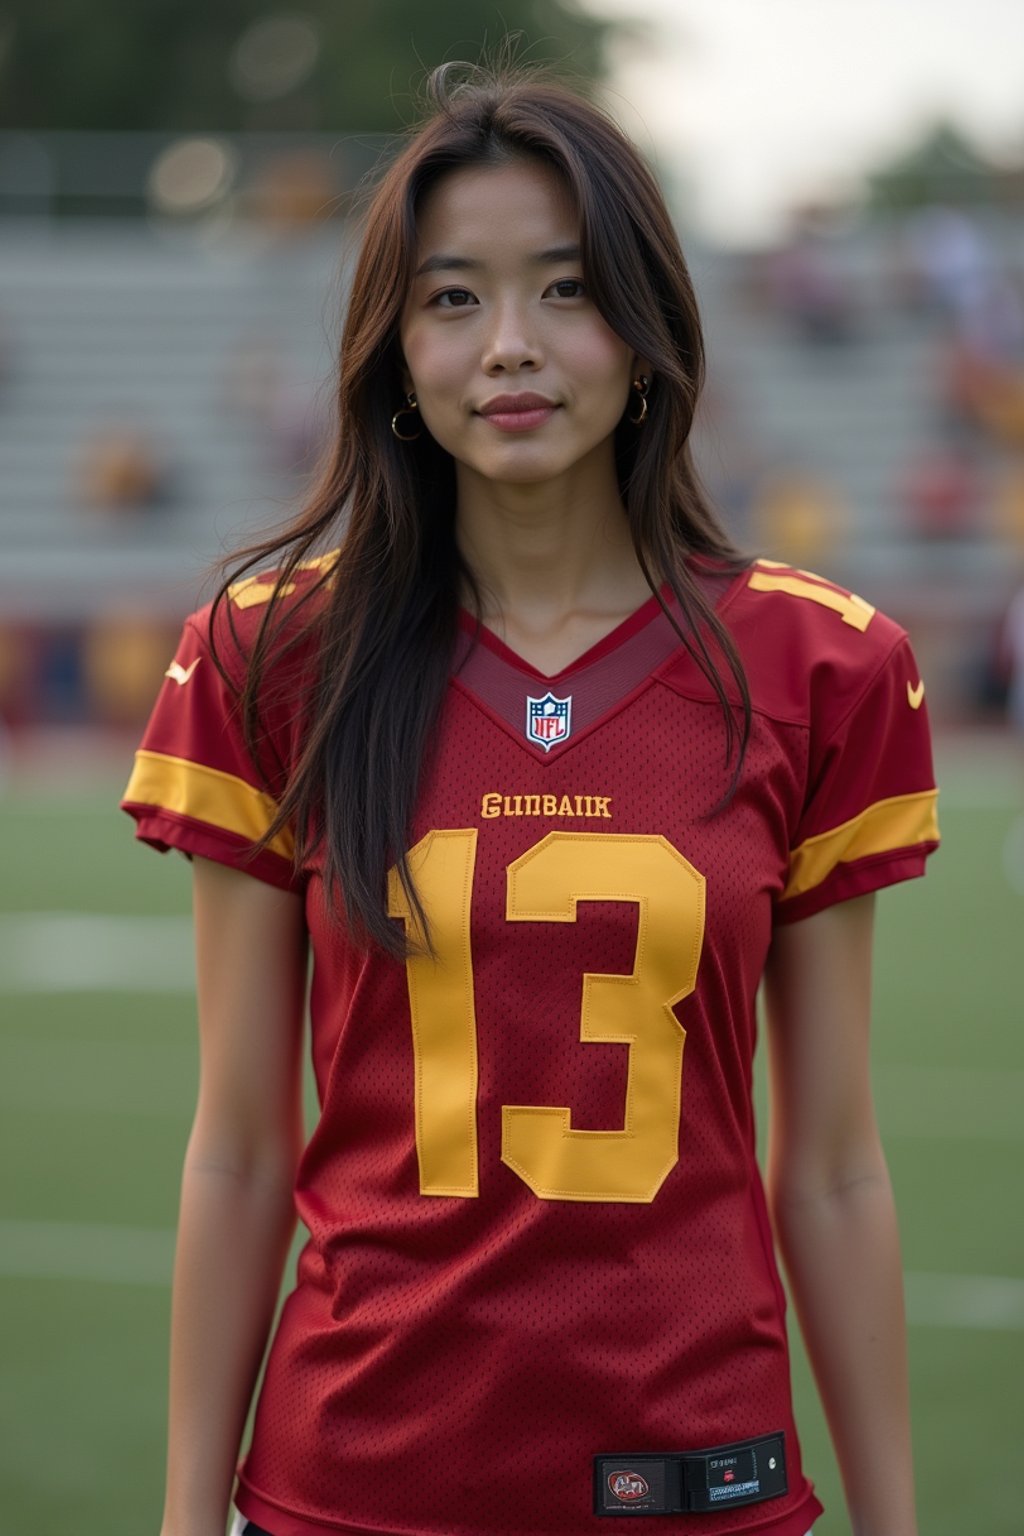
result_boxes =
[161,856,308,1536]
[763,893,917,1536]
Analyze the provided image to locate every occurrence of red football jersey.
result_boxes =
[122,557,939,1536]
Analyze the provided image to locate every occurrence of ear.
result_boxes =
[631,356,654,388]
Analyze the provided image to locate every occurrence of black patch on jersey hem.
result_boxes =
[594,1432,787,1515]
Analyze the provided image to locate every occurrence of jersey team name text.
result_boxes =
[480,791,613,820]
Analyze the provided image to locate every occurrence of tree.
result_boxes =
[0,1,616,132]
[864,120,1003,211]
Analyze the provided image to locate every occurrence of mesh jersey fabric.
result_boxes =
[122,557,939,1536]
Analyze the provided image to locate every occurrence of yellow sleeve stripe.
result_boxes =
[782,788,939,901]
[123,750,295,861]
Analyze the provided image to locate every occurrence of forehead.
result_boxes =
[413,159,579,258]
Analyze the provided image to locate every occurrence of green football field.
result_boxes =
[1,748,1022,1536]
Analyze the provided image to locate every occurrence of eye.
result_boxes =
[433,288,478,309]
[546,278,587,299]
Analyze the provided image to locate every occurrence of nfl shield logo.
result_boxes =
[526,691,572,751]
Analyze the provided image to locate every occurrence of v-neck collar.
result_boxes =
[450,560,748,763]
[456,583,670,683]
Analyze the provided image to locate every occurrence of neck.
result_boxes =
[455,451,649,622]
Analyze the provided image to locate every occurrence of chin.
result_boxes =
[470,447,588,485]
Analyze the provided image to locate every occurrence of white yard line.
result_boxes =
[902,1272,1024,1331]
[0,1218,1020,1330]
[2,918,1022,1144]
[0,912,194,992]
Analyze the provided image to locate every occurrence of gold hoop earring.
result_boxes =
[391,392,421,442]
[628,375,650,427]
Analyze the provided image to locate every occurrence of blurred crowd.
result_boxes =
[2,140,1024,746]
[729,202,1024,546]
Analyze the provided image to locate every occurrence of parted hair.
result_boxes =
[211,57,751,956]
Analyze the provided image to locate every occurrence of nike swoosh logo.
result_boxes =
[165,658,200,686]
[907,679,925,710]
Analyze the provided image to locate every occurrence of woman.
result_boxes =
[123,60,939,1536]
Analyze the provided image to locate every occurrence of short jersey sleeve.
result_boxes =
[775,630,940,924]
[120,605,301,892]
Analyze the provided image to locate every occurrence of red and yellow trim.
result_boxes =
[782,789,939,901]
[228,549,340,609]
[748,562,876,632]
[122,750,294,860]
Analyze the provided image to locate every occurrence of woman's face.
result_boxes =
[399,158,642,492]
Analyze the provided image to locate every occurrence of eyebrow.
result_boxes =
[413,244,582,278]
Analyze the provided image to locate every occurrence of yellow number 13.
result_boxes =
[388,831,706,1204]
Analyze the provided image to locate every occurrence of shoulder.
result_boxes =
[121,549,340,876]
[720,557,912,731]
[185,548,339,690]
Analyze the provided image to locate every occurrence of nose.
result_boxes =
[480,296,543,375]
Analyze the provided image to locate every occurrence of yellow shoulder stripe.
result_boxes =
[748,567,876,632]
[123,750,295,861]
[228,574,296,609]
[228,549,340,610]
[297,549,340,574]
[783,789,939,901]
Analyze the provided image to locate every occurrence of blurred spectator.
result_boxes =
[264,373,332,480]
[900,206,994,319]
[748,466,845,566]
[221,336,332,481]
[997,575,1024,891]
[943,322,1024,447]
[935,258,1024,447]
[764,203,860,345]
[0,627,28,772]
[73,425,173,515]
[0,618,177,730]
[998,576,1024,738]
[897,440,984,539]
[82,616,179,727]
[247,148,343,232]
[691,370,769,543]
[993,462,1024,550]
[955,267,1024,364]
[33,629,86,723]
[0,626,27,723]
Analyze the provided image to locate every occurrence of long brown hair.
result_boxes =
[213,59,751,956]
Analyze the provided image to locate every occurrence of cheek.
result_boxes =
[399,326,471,457]
[400,321,462,404]
[571,322,634,393]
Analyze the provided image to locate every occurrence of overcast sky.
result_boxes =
[585,0,1024,244]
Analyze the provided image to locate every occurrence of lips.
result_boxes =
[477,392,560,432]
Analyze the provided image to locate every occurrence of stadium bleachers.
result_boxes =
[0,219,342,620]
[1,211,1022,717]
